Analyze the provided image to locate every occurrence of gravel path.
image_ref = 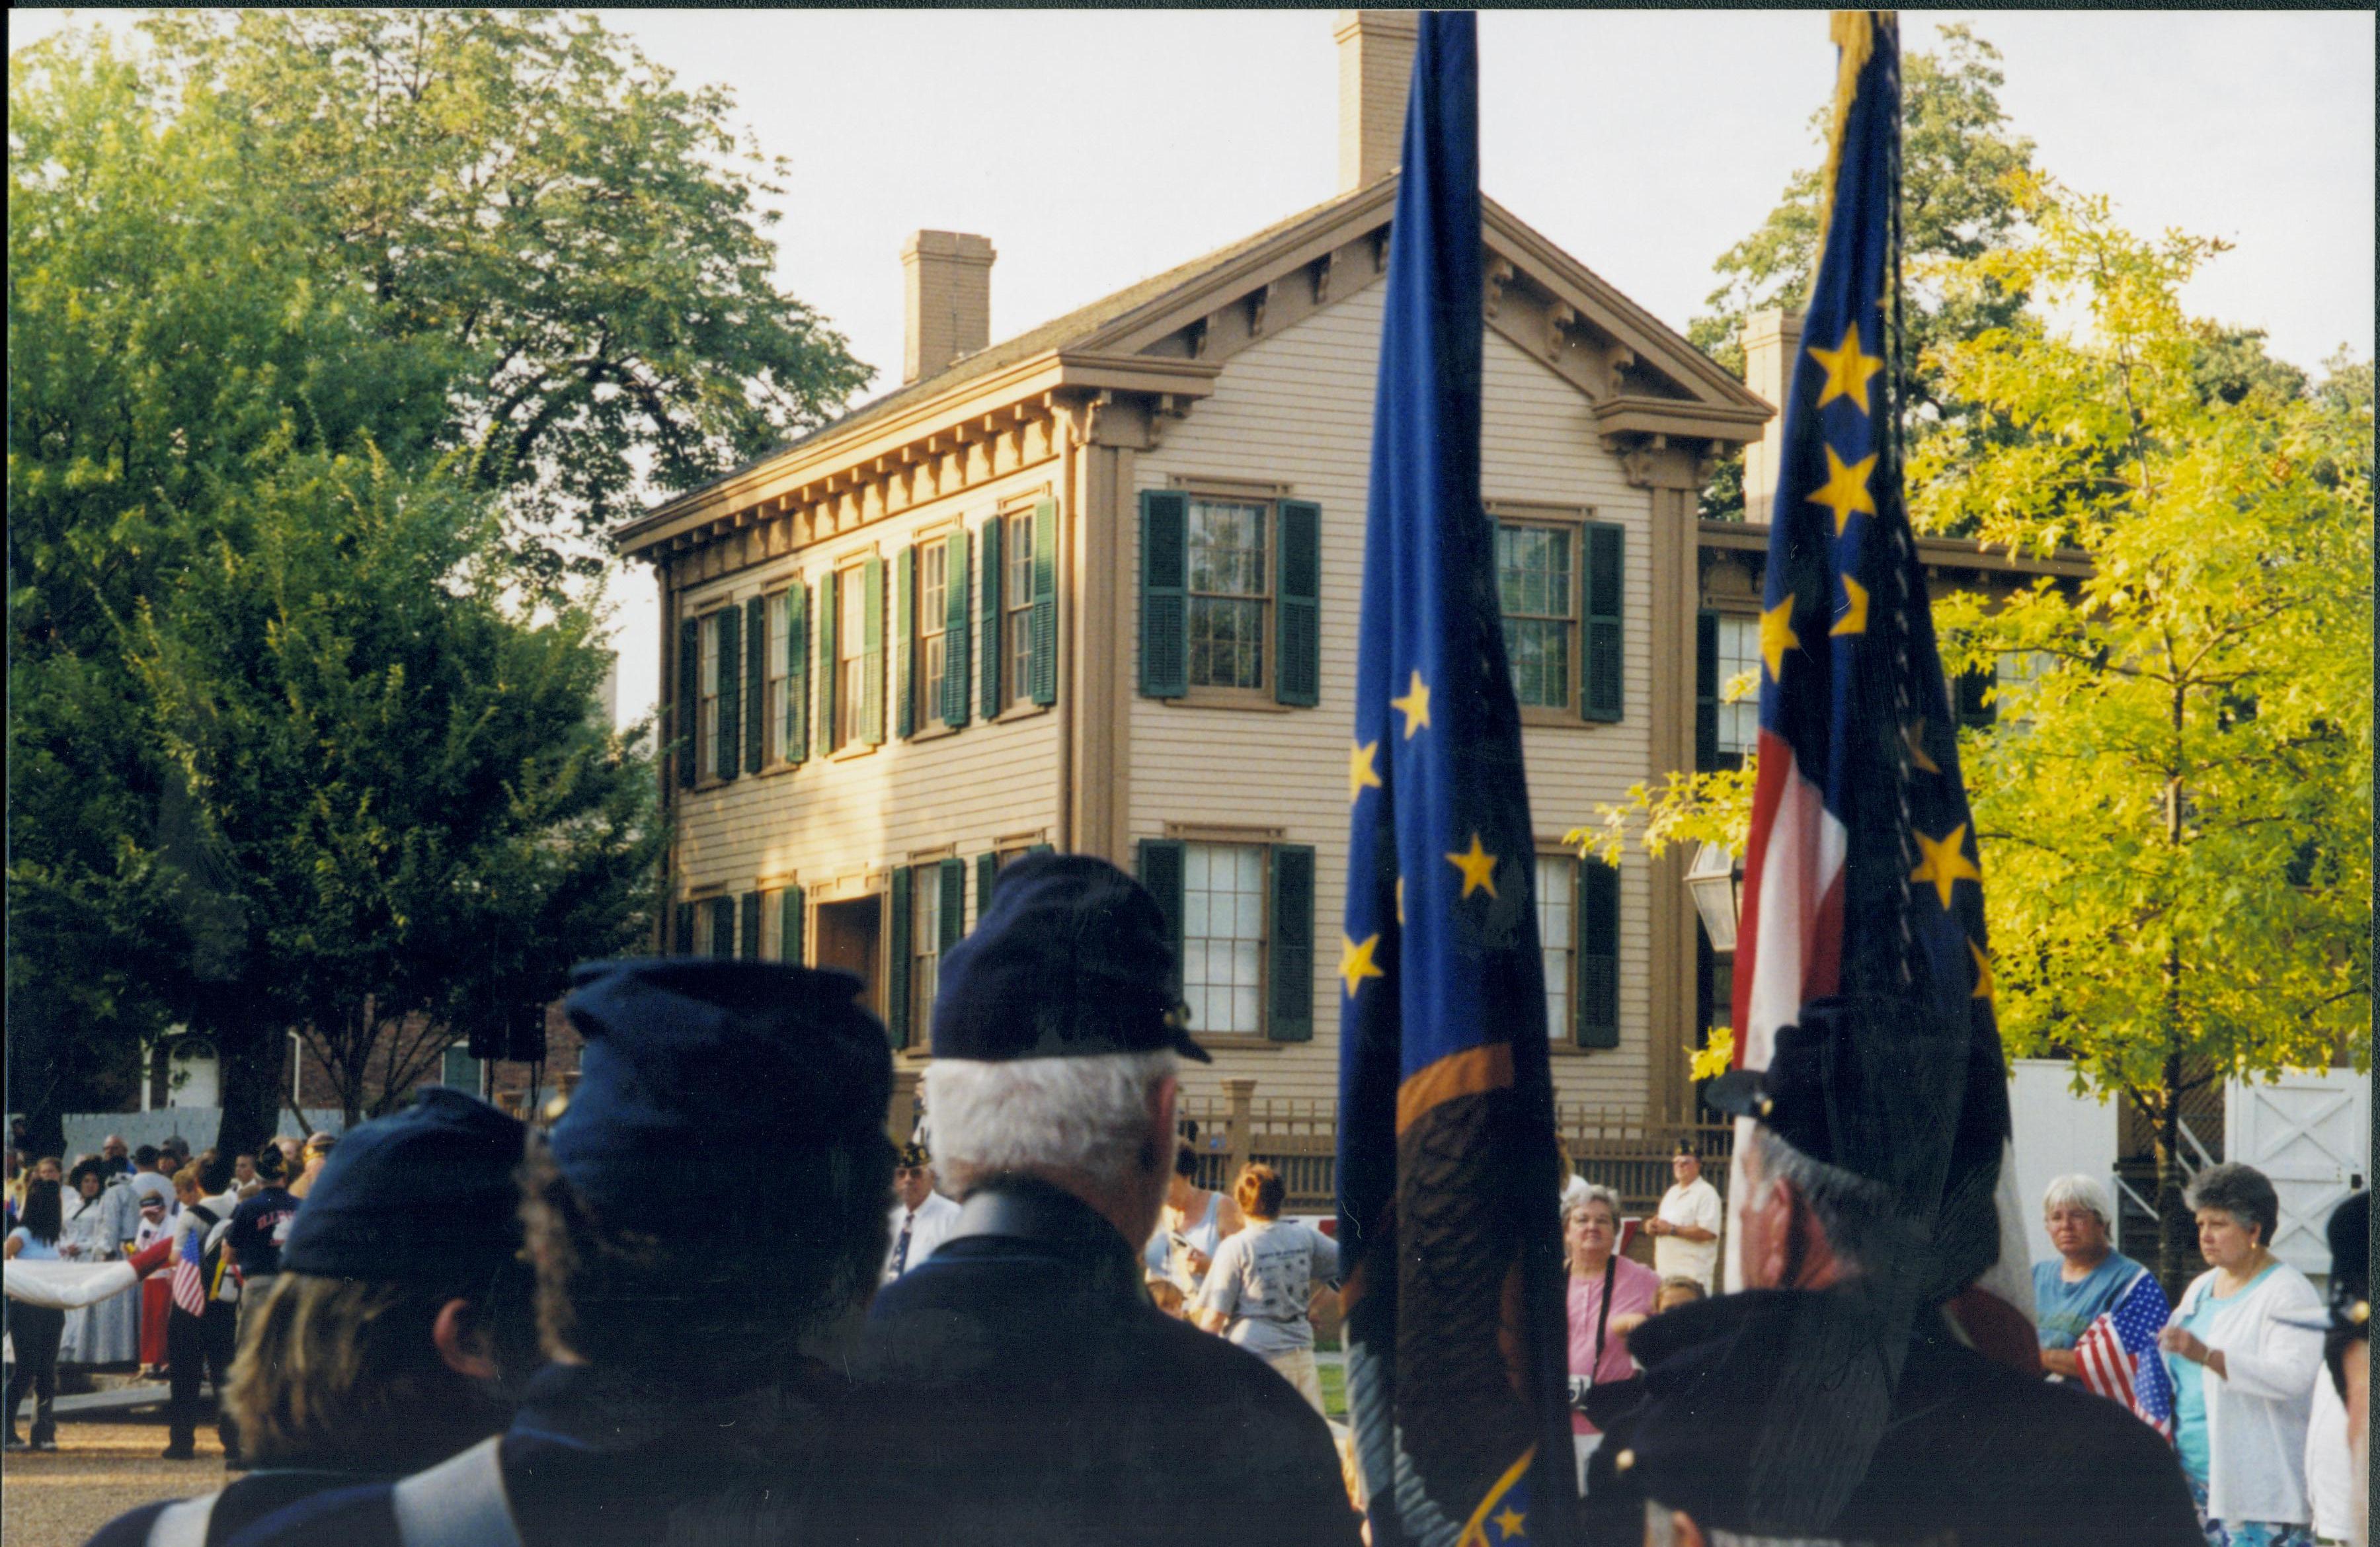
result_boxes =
[2,1421,235,1547]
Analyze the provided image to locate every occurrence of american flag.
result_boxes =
[1725,11,2034,1356]
[169,1214,210,1316]
[2073,1269,2176,1437]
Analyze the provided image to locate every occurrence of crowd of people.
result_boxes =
[0,853,2365,1547]
[3,1127,342,1459]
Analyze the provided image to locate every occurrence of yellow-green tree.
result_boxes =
[1919,185,2370,1287]
[1589,188,2371,1289]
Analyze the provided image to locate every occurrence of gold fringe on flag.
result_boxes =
[1807,9,1887,300]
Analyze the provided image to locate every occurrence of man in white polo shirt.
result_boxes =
[1644,1142,1722,1291]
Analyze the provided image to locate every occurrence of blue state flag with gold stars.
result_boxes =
[1730,9,2035,1345]
[1335,14,1577,1546]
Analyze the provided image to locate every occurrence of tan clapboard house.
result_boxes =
[615,12,1786,1123]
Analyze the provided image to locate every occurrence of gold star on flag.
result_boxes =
[1391,671,1432,738]
[1445,833,1499,900]
[1909,823,1982,911]
[1493,1505,1528,1540]
[1808,321,1886,414]
[1339,933,1385,998]
[1969,939,1994,1002]
[1759,598,1802,682]
[1396,877,1405,926]
[1349,740,1382,803]
[1829,575,1869,637]
[1901,719,1941,775]
[1808,445,1879,536]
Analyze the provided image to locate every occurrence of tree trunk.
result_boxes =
[210,1013,289,1160]
[2150,1051,2196,1302]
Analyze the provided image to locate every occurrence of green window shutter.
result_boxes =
[709,896,736,960]
[886,866,913,1051]
[943,530,972,728]
[674,902,695,957]
[861,555,886,746]
[1136,839,1186,999]
[1583,521,1624,723]
[816,571,840,754]
[676,616,700,789]
[978,518,1004,717]
[974,852,998,926]
[1695,610,1721,773]
[938,857,965,952]
[740,891,762,961]
[1276,499,1322,707]
[744,597,767,774]
[1139,491,1189,698]
[781,884,805,966]
[787,582,810,766]
[1576,857,1620,1048]
[715,604,740,782]
[1267,844,1316,1041]
[892,545,916,740]
[1029,499,1058,706]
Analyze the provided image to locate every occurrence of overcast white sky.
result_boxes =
[15,9,2375,731]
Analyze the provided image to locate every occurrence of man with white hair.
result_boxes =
[1579,996,2200,1546]
[857,853,1361,1547]
[2031,1172,2167,1384]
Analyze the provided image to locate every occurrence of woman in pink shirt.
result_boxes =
[1565,1181,1659,1490]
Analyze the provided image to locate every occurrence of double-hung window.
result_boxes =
[911,877,941,1047]
[836,565,868,751]
[1715,615,1760,756]
[1003,510,1035,709]
[1186,500,1269,691]
[698,613,724,774]
[1182,842,1266,1035]
[767,592,794,762]
[1535,854,1575,1035]
[1497,524,1573,709]
[917,541,947,728]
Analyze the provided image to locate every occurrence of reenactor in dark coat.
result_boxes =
[1581,996,2202,1547]
[855,853,1363,1547]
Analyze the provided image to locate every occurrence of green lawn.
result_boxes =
[1319,1359,1347,1421]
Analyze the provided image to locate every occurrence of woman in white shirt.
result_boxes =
[2157,1162,2324,1547]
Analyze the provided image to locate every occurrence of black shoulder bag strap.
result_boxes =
[1589,1253,1618,1381]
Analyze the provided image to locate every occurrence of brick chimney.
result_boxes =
[1335,11,1417,196]
[1739,308,1804,523]
[902,230,996,385]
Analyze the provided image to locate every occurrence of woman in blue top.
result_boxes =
[2032,1173,2167,1381]
[5,1175,67,1450]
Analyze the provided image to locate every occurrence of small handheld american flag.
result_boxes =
[2073,1268,2175,1439]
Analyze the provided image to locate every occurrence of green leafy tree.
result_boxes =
[126,447,664,1131]
[1690,25,2038,518]
[1589,192,2371,1292]
[9,13,846,1148]
[1916,188,2371,1291]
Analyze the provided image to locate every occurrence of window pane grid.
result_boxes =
[919,545,946,722]
[767,594,791,761]
[1006,513,1033,706]
[1497,526,1573,709]
[699,614,721,772]
[913,881,941,1044]
[1187,500,1268,690]
[1182,842,1265,1035]
[837,569,866,748]
[1716,615,1760,754]
[1536,855,1573,1035]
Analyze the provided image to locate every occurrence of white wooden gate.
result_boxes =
[2008,1058,2123,1267]
[2225,1070,2369,1278]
